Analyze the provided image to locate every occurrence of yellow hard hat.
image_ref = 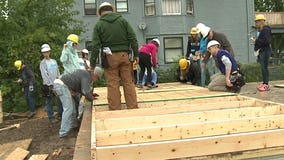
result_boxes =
[255,14,266,21]
[67,34,79,44]
[179,59,189,70]
[190,27,198,35]
[14,60,22,70]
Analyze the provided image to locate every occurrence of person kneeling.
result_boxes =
[207,40,245,93]
[177,58,201,85]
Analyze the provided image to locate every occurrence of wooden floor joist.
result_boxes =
[95,128,284,160]
[89,83,284,160]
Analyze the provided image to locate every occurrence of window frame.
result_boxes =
[164,37,183,64]
[144,0,156,16]
[84,0,97,15]
[186,0,194,15]
[115,0,128,13]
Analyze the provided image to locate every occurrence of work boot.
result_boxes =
[28,112,36,118]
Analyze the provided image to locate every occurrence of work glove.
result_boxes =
[93,93,99,98]
[16,78,23,83]
[29,85,34,92]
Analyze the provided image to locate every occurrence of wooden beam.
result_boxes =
[95,105,283,131]
[73,102,92,160]
[95,99,258,119]
[95,95,249,111]
[5,147,29,160]
[94,128,284,160]
[94,90,236,106]
[96,114,284,146]
[28,154,48,160]
[91,106,97,160]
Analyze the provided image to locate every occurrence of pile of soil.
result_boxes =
[0,111,78,160]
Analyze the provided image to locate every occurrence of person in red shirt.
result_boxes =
[137,38,160,89]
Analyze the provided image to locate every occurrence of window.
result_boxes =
[186,0,194,15]
[162,0,181,15]
[115,0,128,13]
[164,37,183,63]
[84,0,97,15]
[145,0,155,16]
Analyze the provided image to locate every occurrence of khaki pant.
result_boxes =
[208,73,227,91]
[105,51,138,110]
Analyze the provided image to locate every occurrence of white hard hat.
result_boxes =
[207,40,220,49]
[196,23,211,37]
[82,49,89,54]
[152,38,160,47]
[41,44,51,52]
[98,2,114,16]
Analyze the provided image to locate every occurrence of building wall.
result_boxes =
[74,0,255,65]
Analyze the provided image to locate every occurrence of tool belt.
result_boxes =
[227,70,245,93]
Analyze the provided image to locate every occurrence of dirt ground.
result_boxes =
[0,80,284,160]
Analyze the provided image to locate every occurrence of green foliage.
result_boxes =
[255,0,284,12]
[0,0,84,112]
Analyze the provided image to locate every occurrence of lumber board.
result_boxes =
[28,154,48,160]
[96,114,284,146]
[95,94,244,111]
[5,147,29,160]
[95,99,259,119]
[0,139,32,160]
[91,105,97,159]
[94,87,235,106]
[95,105,283,130]
[73,102,92,160]
[94,128,284,160]
[274,84,284,88]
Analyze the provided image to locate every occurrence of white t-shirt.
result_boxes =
[78,58,90,70]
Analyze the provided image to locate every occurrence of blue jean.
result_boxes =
[258,48,271,84]
[45,94,63,120]
[142,71,157,86]
[53,82,78,137]
[24,86,35,113]
[201,57,216,87]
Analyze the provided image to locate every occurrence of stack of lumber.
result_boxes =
[90,83,284,160]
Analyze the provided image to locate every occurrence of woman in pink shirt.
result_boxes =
[137,38,160,89]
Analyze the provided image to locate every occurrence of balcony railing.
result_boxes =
[256,12,284,25]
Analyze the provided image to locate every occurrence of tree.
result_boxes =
[255,0,284,59]
[255,0,284,12]
[0,0,85,112]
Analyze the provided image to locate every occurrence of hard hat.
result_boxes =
[152,38,160,47]
[67,34,79,44]
[196,23,211,37]
[94,66,104,79]
[82,49,89,54]
[98,2,114,16]
[179,58,190,70]
[190,27,198,35]
[14,60,22,70]
[255,14,266,21]
[41,44,51,52]
[207,40,220,49]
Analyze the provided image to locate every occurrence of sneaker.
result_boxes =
[136,84,143,88]
[27,112,36,118]
[258,84,269,91]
